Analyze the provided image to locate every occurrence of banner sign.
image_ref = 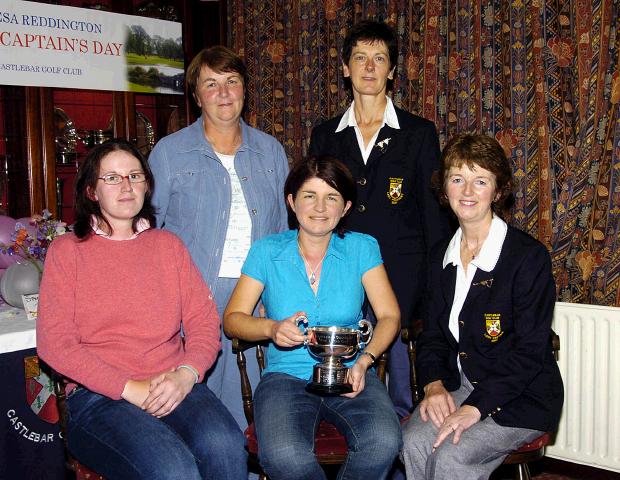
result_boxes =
[0,1,184,94]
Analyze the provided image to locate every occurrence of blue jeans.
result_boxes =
[254,371,402,480]
[67,383,248,479]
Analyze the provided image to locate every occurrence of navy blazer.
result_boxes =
[417,226,564,432]
[309,107,451,324]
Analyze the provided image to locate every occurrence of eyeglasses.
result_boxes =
[98,172,147,185]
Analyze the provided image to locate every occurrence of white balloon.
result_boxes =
[0,260,42,308]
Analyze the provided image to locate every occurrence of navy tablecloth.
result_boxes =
[0,348,65,480]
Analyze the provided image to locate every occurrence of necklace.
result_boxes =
[461,237,482,261]
[298,239,327,285]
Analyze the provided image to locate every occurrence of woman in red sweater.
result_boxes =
[37,140,247,479]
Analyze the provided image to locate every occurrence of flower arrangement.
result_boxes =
[0,210,68,274]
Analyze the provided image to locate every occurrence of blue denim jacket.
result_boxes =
[149,117,289,294]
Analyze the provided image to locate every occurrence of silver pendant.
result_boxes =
[310,272,316,285]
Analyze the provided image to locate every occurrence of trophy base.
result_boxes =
[307,361,351,396]
[305,381,353,396]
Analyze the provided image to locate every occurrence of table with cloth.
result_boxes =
[0,302,65,480]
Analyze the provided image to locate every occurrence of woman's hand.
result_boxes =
[121,379,151,407]
[419,380,457,428]
[270,311,307,347]
[432,405,481,450]
[341,355,373,398]
[141,368,195,418]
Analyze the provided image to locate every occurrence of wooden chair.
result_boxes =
[50,370,105,480]
[401,320,422,408]
[499,332,560,480]
[232,338,388,479]
[402,328,560,480]
[501,431,553,480]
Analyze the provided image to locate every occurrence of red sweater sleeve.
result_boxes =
[37,235,130,399]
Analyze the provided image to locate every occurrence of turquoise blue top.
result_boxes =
[241,229,382,379]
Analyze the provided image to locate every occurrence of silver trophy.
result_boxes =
[298,316,373,395]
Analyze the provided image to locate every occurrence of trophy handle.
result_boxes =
[296,315,309,345]
[357,319,373,347]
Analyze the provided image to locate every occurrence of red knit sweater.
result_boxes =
[37,229,220,400]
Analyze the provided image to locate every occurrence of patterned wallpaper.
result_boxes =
[228,0,620,307]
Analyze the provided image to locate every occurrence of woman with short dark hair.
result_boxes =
[282,155,357,237]
[309,19,452,420]
[401,134,563,479]
[224,155,402,480]
[38,140,247,479]
[185,45,249,96]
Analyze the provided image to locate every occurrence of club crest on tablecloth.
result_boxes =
[24,355,59,424]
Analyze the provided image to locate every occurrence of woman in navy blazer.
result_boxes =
[401,134,563,479]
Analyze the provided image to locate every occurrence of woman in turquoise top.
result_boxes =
[224,156,402,480]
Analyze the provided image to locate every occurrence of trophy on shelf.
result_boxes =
[298,316,373,395]
[53,108,79,165]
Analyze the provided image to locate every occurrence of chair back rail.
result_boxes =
[401,326,420,405]
[232,338,256,425]
[48,366,106,480]
[50,370,73,471]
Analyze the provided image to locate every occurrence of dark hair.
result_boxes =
[433,133,514,214]
[73,139,156,239]
[342,20,398,71]
[284,156,356,237]
[186,45,247,97]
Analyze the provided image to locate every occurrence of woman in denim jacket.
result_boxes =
[149,46,289,429]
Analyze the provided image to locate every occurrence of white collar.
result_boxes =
[90,216,151,240]
[443,215,507,272]
[335,96,400,132]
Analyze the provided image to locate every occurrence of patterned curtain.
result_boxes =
[228,0,620,307]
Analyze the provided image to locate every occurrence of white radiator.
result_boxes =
[547,302,620,473]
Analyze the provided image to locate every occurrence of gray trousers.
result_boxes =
[401,372,542,480]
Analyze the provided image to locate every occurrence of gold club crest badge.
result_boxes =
[484,313,503,342]
[387,177,404,204]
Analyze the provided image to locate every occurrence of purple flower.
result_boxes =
[0,211,69,265]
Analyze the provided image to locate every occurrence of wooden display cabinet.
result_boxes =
[52,90,187,224]
[0,85,55,219]
[0,86,174,223]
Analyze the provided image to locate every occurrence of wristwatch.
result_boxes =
[360,350,377,365]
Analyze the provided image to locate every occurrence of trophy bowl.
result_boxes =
[298,317,373,395]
